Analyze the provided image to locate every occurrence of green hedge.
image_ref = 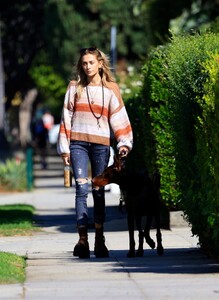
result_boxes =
[139,32,219,258]
[191,52,219,256]
[143,46,180,208]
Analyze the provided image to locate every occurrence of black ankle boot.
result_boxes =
[94,226,109,258]
[73,226,90,258]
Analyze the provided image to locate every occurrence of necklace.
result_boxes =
[87,84,100,104]
[86,82,104,128]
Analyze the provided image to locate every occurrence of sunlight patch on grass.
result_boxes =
[0,204,40,236]
[0,252,26,284]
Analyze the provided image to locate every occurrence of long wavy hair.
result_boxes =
[75,48,116,99]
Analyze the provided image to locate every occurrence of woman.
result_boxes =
[57,47,133,258]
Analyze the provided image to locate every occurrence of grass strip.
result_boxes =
[0,204,39,284]
[0,204,38,236]
[0,252,26,284]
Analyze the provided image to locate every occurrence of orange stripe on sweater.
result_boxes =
[60,124,71,136]
[76,103,108,117]
[114,124,132,138]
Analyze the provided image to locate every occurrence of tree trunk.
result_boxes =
[0,26,9,159]
[19,88,38,148]
[0,27,4,130]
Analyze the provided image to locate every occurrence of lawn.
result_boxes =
[0,252,26,284]
[0,204,38,284]
[0,204,38,236]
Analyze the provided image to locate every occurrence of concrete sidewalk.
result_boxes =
[0,180,219,299]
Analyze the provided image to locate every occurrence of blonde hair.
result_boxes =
[75,48,116,99]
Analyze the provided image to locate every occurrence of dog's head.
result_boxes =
[92,153,126,188]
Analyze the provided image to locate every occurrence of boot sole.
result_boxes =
[73,250,90,259]
[73,245,90,258]
[94,249,109,258]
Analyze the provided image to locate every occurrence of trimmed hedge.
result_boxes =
[128,32,219,258]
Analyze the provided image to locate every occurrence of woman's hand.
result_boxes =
[118,146,129,157]
[62,156,70,166]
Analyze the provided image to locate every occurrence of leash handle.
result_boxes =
[119,149,128,158]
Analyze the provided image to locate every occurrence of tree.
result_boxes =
[0,0,44,148]
[141,0,219,44]
[0,25,8,156]
[1,0,219,152]
[42,0,151,77]
[0,26,4,132]
[1,0,44,110]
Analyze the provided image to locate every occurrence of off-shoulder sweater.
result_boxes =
[57,80,133,157]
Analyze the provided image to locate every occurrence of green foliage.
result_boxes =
[192,52,219,256]
[164,34,210,198]
[0,252,26,284]
[210,16,219,33]
[1,0,43,106]
[43,0,151,78]
[118,67,144,101]
[0,203,36,283]
[169,0,216,35]
[141,46,181,208]
[165,33,219,204]
[29,61,66,119]
[165,34,219,258]
[142,32,219,257]
[44,0,84,77]
[141,0,192,46]
[2,0,219,144]
[2,0,219,110]
[0,159,27,192]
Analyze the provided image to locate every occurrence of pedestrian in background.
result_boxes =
[42,109,54,131]
[32,110,48,169]
[57,47,133,258]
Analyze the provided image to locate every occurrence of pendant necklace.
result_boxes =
[86,81,104,129]
[87,84,100,104]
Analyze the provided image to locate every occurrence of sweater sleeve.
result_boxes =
[109,84,133,151]
[57,82,75,157]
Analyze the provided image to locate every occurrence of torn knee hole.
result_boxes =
[76,178,88,185]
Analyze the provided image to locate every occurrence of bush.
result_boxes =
[142,32,219,258]
[165,33,219,257]
[191,52,219,256]
[0,159,27,192]
[142,46,181,208]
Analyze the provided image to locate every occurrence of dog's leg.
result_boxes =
[135,215,144,257]
[154,212,164,255]
[127,212,135,257]
[144,214,156,249]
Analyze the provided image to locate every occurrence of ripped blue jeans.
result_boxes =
[70,141,110,227]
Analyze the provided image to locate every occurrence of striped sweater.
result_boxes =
[57,80,133,157]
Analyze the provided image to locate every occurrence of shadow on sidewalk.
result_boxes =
[66,248,219,275]
[108,247,219,275]
[33,204,128,233]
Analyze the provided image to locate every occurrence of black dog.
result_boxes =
[92,153,164,257]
